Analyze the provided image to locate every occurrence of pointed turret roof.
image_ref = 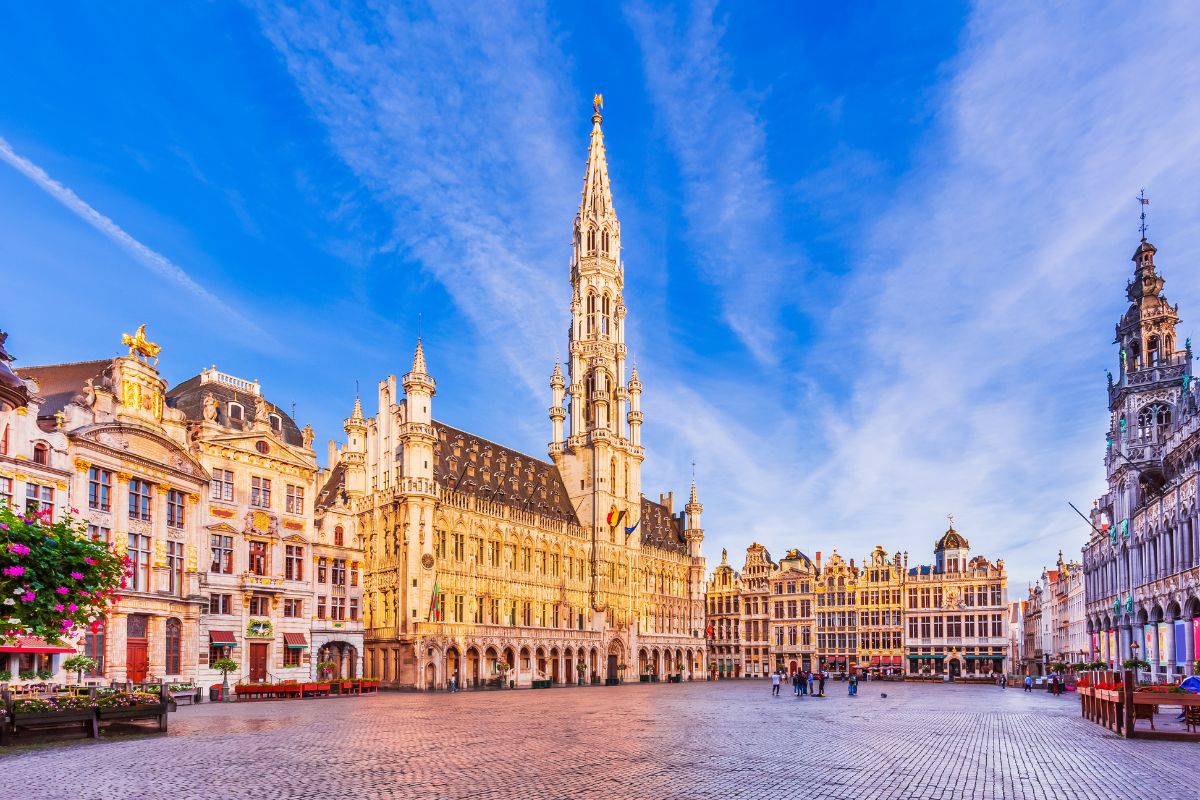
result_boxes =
[350,395,364,422]
[579,96,616,224]
[412,338,428,375]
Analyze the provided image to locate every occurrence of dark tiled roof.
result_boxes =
[315,462,347,511]
[908,565,934,576]
[639,497,686,554]
[167,375,304,447]
[17,360,111,416]
[431,422,578,523]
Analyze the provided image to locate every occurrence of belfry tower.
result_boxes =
[550,95,644,587]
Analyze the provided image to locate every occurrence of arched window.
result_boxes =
[165,617,182,675]
[1137,406,1155,441]
[586,293,596,335]
[32,442,48,465]
[228,402,244,422]
[587,227,596,253]
[610,458,617,490]
[1148,336,1160,367]
[335,525,345,546]
[602,294,611,337]
[1128,340,1141,370]
[1156,404,1172,440]
[269,413,282,432]
[601,229,610,255]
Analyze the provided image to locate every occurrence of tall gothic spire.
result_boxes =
[579,93,616,227]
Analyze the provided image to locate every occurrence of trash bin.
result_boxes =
[210,684,223,702]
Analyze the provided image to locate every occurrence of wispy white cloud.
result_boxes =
[624,0,804,366]
[249,0,579,397]
[806,1,1200,587]
[0,136,265,338]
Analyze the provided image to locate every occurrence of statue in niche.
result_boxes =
[202,392,218,422]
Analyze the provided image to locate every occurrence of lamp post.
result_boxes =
[1130,640,1140,679]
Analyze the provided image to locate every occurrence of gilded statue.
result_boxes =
[593,93,603,114]
[121,325,161,362]
[301,423,315,449]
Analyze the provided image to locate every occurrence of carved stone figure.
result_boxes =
[202,392,218,422]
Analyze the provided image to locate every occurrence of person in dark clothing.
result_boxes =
[818,670,826,697]
[792,671,802,696]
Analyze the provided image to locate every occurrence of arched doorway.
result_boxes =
[589,647,599,683]
[466,647,480,688]
[948,657,962,680]
[317,642,360,679]
[536,647,547,680]
[550,647,561,684]
[424,660,437,689]
[446,647,461,688]
[607,639,624,684]
[564,647,575,684]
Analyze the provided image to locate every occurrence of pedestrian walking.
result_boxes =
[848,673,858,696]
[771,670,781,696]
[792,671,801,696]
[807,670,815,696]
[800,671,808,697]
[1024,675,1033,693]
[818,670,826,697]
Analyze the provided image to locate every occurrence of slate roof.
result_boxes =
[315,462,347,511]
[639,496,686,554]
[431,422,578,523]
[16,360,111,416]
[167,374,304,447]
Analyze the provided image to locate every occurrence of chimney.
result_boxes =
[327,439,339,468]
[659,491,673,512]
[815,551,822,570]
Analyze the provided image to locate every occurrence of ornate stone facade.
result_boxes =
[1083,235,1200,678]
[857,546,906,676]
[18,335,209,684]
[168,367,327,685]
[349,101,707,690]
[903,523,1008,677]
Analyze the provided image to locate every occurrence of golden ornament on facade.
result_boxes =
[73,458,90,472]
[252,511,270,531]
[121,324,161,362]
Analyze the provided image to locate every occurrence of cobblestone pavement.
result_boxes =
[3,680,1197,799]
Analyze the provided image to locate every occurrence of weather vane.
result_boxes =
[1137,189,1150,241]
[948,513,954,528]
[593,93,604,115]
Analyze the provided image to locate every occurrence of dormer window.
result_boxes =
[32,442,49,465]
[268,413,282,432]
[228,402,244,422]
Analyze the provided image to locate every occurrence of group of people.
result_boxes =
[769,669,860,697]
[1021,674,1064,694]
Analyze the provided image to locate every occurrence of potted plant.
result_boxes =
[63,655,98,685]
[212,657,239,702]
[575,661,586,686]
[615,662,627,684]
[317,660,337,679]
[496,661,511,688]
[18,669,36,682]
[1122,658,1151,673]
[10,693,98,740]
[0,669,12,683]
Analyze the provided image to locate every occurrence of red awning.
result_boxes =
[870,656,881,665]
[282,632,308,649]
[0,636,75,654]
[209,630,237,647]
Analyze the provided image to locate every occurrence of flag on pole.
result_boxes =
[429,575,441,621]
[1138,196,1150,205]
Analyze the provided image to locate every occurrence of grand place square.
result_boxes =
[4,4,1200,799]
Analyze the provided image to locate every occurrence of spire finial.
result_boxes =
[592,92,604,124]
[948,513,954,530]
[1138,189,1150,241]
[417,312,422,342]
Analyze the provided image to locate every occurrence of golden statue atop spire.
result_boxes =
[121,324,161,363]
[593,93,604,114]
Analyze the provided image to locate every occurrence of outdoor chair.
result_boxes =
[1184,706,1200,733]
[1133,704,1156,731]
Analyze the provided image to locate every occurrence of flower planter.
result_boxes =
[97,703,169,733]
[302,682,330,697]
[10,709,98,741]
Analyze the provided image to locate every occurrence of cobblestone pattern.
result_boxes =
[2,681,1197,799]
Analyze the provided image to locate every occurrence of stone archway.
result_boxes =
[424,660,437,690]
[466,647,481,689]
[317,641,359,679]
[446,647,461,689]
[607,638,624,684]
[549,647,561,684]
[947,655,963,680]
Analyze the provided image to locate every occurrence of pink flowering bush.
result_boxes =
[0,504,127,646]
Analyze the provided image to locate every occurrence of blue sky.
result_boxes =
[3,1,1200,591]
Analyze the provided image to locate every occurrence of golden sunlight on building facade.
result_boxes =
[345,100,707,689]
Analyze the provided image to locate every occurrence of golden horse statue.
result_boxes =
[122,324,161,361]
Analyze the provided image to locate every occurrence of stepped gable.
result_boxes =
[167,373,304,447]
[639,496,686,554]
[16,359,111,416]
[432,421,578,523]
